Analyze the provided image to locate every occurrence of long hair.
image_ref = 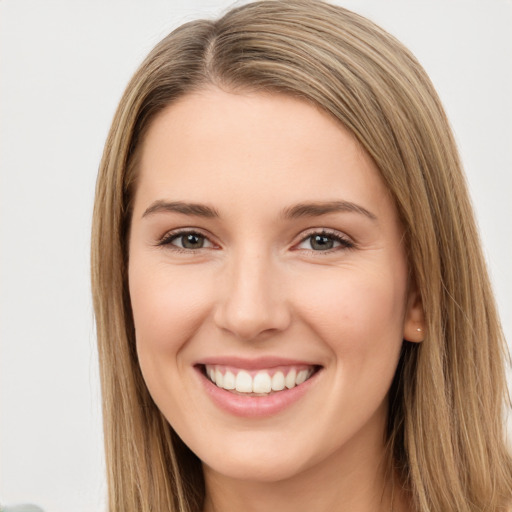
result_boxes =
[91,1,512,510]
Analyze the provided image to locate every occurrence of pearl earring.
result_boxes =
[417,328,422,332]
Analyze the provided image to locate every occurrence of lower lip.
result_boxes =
[196,366,321,418]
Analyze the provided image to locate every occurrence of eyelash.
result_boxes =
[157,229,215,252]
[156,228,355,253]
[295,229,355,252]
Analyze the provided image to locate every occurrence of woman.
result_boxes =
[91,1,512,511]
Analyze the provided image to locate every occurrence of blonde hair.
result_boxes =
[91,1,512,511]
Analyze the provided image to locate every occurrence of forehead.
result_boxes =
[133,88,394,221]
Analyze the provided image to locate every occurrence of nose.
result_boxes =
[213,248,291,341]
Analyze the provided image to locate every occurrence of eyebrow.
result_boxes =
[282,201,377,221]
[141,199,377,222]
[142,200,220,219]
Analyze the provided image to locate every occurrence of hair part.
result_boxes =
[91,1,512,510]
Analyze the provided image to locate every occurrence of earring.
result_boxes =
[416,328,422,332]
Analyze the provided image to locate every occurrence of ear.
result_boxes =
[403,283,425,343]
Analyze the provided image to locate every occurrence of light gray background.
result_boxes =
[1,1,511,511]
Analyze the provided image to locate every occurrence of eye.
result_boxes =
[158,230,215,250]
[296,231,353,251]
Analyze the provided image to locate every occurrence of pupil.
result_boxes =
[182,234,203,249]
[311,235,333,250]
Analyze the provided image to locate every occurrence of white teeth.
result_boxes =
[296,369,308,385]
[271,371,285,391]
[285,369,296,389]
[206,365,315,394]
[253,372,272,393]
[223,370,236,390]
[215,368,224,388]
[235,370,253,393]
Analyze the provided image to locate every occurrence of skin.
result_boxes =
[128,87,424,512]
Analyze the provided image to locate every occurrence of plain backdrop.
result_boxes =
[1,1,511,511]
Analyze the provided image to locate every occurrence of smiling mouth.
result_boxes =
[201,364,320,396]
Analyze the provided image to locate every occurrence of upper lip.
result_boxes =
[195,356,320,370]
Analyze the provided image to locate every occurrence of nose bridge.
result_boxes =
[214,243,290,340]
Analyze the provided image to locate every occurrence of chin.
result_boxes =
[195,433,324,484]
[203,455,311,484]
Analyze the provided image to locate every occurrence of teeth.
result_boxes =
[253,372,272,393]
[296,369,308,385]
[205,365,315,394]
[271,371,285,391]
[285,369,296,389]
[215,368,224,388]
[235,370,253,393]
[223,370,236,390]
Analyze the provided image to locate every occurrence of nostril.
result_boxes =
[213,302,292,341]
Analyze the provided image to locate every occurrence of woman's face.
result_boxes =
[128,88,422,483]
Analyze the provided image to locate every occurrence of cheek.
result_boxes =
[293,264,407,361]
[127,259,218,422]
[292,267,407,435]
[129,261,213,352]
[128,260,216,422]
